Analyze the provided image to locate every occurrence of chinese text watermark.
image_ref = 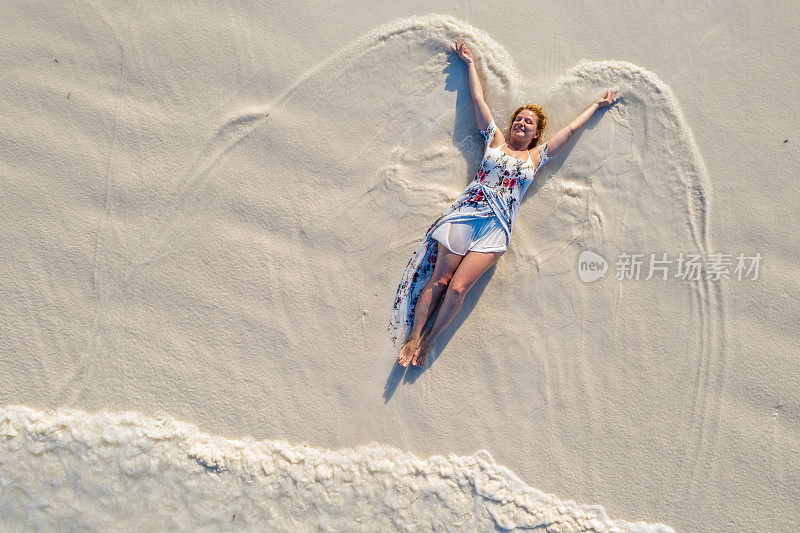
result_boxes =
[578,250,761,282]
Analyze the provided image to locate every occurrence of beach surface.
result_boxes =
[1,1,798,530]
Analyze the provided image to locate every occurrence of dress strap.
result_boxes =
[500,143,531,164]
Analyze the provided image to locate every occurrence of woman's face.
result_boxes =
[510,110,539,146]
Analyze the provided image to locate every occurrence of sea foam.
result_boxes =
[0,405,674,531]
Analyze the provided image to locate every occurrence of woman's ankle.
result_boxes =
[405,333,421,345]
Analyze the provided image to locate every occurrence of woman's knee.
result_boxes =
[431,277,451,293]
[445,280,470,298]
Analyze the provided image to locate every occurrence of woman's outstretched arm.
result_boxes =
[545,89,620,157]
[450,41,495,135]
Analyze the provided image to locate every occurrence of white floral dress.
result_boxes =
[387,119,554,347]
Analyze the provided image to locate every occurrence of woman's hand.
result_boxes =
[595,89,619,107]
[449,40,474,65]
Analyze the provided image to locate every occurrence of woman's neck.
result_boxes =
[505,139,529,151]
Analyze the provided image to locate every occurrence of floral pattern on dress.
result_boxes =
[387,118,554,348]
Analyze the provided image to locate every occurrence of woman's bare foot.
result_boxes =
[411,341,432,367]
[398,336,420,367]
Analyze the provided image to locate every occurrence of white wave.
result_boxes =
[0,405,673,531]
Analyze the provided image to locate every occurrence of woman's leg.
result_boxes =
[398,242,464,367]
[411,249,503,366]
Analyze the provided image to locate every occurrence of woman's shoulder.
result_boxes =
[486,130,506,149]
[479,118,505,148]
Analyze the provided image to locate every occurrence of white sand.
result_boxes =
[1,2,798,531]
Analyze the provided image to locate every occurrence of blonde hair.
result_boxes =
[509,105,547,149]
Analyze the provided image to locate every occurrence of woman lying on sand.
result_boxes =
[388,40,618,368]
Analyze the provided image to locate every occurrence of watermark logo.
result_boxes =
[578,250,608,282]
[577,250,762,282]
